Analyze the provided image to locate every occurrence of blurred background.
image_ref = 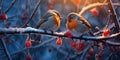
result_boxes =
[0,0,120,60]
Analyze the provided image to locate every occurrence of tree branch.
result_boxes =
[0,27,119,40]
[0,27,120,45]
[79,2,108,15]
[4,0,16,13]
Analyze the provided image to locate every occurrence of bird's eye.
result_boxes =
[68,19,72,22]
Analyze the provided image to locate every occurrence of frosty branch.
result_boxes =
[0,27,120,46]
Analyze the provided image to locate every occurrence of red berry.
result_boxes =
[0,13,8,21]
[76,45,81,51]
[0,34,3,38]
[80,43,85,50]
[56,38,62,45]
[76,42,85,51]
[65,31,73,38]
[26,55,32,60]
[89,48,94,55]
[90,8,98,16]
[86,55,90,60]
[97,52,103,58]
[26,40,32,48]
[70,41,76,47]
[103,29,110,37]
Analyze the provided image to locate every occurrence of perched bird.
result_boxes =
[66,12,92,36]
[36,10,61,31]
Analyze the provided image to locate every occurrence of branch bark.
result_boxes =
[0,27,119,46]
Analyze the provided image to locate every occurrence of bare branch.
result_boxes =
[0,27,119,46]
[22,0,41,27]
[5,0,17,13]
[79,2,108,15]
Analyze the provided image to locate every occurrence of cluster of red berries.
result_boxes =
[86,47,103,60]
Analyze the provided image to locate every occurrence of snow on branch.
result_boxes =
[0,27,119,40]
[0,27,120,45]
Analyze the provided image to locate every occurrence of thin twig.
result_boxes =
[108,0,120,32]
[70,52,83,59]
[33,37,56,48]
[80,42,91,60]
[46,44,69,56]
[70,42,91,59]
[0,37,62,57]
[105,53,113,60]
[79,2,108,15]
[22,0,41,27]
[4,0,16,13]
[106,41,120,46]
[0,39,12,60]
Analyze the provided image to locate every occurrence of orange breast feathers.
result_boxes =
[54,15,60,27]
[66,19,79,30]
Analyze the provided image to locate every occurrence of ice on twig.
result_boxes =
[54,31,65,35]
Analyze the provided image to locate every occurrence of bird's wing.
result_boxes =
[54,14,60,27]
[35,11,54,28]
[42,11,54,19]
[79,15,92,29]
[35,18,47,28]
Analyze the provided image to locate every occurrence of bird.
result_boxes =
[36,10,61,32]
[66,12,92,36]
[32,10,61,42]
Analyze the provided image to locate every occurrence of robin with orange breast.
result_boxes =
[33,10,61,42]
[66,12,92,36]
[36,10,61,31]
